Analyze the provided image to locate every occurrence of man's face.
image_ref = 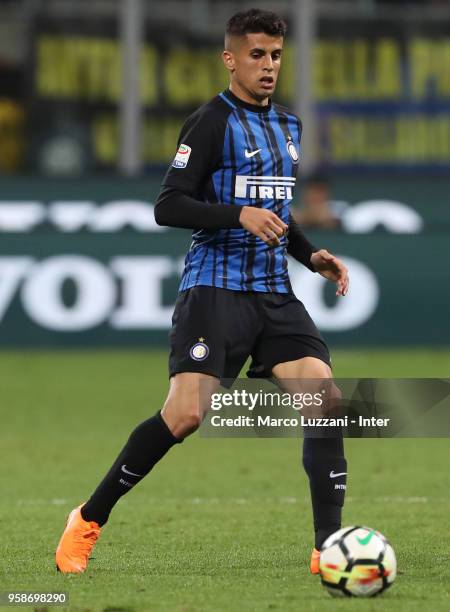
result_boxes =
[223,32,283,101]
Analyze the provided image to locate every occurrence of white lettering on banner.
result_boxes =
[0,258,34,319]
[0,256,178,331]
[0,203,45,231]
[21,257,116,331]
[342,200,424,233]
[87,201,162,232]
[48,202,96,231]
[0,201,167,233]
[110,257,174,328]
[0,200,425,233]
[289,257,379,331]
[0,256,379,333]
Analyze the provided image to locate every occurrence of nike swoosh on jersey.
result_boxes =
[245,148,262,158]
[329,471,347,478]
[121,465,144,477]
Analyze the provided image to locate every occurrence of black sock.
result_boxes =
[81,411,180,526]
[302,435,347,550]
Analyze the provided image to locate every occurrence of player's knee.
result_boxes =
[332,383,342,401]
[177,407,203,437]
[161,398,203,438]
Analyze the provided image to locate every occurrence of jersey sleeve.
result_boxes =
[161,108,224,196]
[154,186,242,230]
[155,105,243,230]
[287,212,317,272]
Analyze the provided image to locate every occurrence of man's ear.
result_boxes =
[222,50,235,73]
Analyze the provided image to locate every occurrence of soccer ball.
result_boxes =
[319,526,397,597]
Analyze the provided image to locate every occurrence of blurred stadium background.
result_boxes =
[1,1,449,609]
[0,0,449,348]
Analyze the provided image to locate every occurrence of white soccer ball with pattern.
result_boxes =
[319,526,397,597]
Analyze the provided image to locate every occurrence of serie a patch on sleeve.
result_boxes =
[172,144,192,168]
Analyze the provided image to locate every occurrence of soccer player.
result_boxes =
[55,8,349,576]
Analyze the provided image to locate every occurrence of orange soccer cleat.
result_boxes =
[310,547,321,575]
[55,504,101,573]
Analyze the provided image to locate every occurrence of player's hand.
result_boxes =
[310,249,349,296]
[239,207,288,247]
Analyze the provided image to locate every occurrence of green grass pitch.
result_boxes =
[1,349,449,611]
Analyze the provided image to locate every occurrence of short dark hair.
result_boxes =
[226,8,287,39]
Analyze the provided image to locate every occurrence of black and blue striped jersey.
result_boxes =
[161,88,304,293]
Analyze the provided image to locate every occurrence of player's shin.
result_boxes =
[81,410,181,526]
[302,435,347,550]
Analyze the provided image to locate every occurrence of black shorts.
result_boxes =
[168,286,331,382]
